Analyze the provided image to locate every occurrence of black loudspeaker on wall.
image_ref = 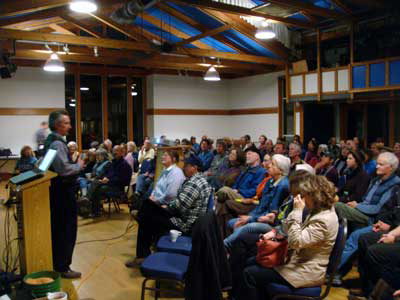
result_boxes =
[0,51,17,79]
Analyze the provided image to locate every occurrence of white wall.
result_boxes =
[147,74,230,140]
[0,67,64,154]
[227,72,284,142]
[147,72,283,142]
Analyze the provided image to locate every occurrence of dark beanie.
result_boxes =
[184,154,203,168]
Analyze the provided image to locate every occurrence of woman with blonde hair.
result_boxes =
[15,145,37,173]
[125,141,139,172]
[236,174,339,299]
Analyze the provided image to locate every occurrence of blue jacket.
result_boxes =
[198,150,214,172]
[248,177,290,222]
[140,158,156,175]
[356,173,400,216]
[233,165,266,198]
[364,160,377,176]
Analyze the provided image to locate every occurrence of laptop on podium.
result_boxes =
[10,149,57,185]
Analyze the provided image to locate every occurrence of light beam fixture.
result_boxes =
[69,0,97,13]
[203,66,220,81]
[255,22,276,39]
[43,53,65,72]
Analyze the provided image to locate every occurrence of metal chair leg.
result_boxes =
[141,278,149,300]
[155,280,160,300]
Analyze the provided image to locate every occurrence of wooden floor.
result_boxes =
[0,181,355,300]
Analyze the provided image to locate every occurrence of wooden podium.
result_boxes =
[13,171,57,275]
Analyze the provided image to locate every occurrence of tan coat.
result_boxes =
[274,206,338,288]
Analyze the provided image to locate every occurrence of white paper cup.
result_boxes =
[170,229,182,243]
[47,292,68,300]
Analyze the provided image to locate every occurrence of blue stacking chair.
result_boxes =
[155,190,214,255]
[268,218,348,300]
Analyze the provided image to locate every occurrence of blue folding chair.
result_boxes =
[156,190,214,255]
[268,218,348,300]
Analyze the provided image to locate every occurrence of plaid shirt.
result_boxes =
[168,172,212,233]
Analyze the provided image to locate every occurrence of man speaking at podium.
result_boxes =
[44,110,84,279]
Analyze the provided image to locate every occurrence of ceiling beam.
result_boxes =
[3,17,65,31]
[265,0,346,19]
[175,24,231,47]
[0,28,286,65]
[140,13,214,50]
[203,9,289,59]
[60,14,103,38]
[157,2,246,54]
[167,0,315,28]
[49,23,75,35]
[0,7,66,27]
[330,0,353,15]
[88,12,150,42]
[13,49,256,75]
[0,0,68,17]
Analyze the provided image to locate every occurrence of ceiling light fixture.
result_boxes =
[69,0,97,13]
[43,53,65,72]
[94,46,99,57]
[63,44,70,55]
[255,23,276,39]
[204,66,220,81]
[69,103,76,107]
[80,87,89,91]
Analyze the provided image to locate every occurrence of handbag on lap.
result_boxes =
[256,231,288,268]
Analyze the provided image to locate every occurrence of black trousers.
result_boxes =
[49,176,78,272]
[229,232,291,300]
[136,199,178,258]
[89,183,120,214]
[358,231,400,296]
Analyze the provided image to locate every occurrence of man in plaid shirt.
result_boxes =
[127,154,212,266]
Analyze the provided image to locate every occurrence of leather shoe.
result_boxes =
[59,268,82,279]
[125,257,145,268]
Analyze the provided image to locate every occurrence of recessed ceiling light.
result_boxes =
[69,0,97,13]
[80,87,89,91]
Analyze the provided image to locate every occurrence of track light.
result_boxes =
[69,0,97,13]
[94,46,99,57]
[43,53,65,72]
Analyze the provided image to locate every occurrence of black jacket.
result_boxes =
[376,186,400,229]
[338,167,370,203]
[184,212,231,300]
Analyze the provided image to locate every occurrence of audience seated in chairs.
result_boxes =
[288,143,304,174]
[273,141,286,155]
[204,140,228,178]
[258,134,268,158]
[353,224,400,300]
[138,139,155,164]
[77,148,96,198]
[315,151,339,186]
[67,141,79,163]
[124,141,139,173]
[333,185,400,287]
[337,150,370,203]
[132,156,156,209]
[364,148,378,177]
[198,138,214,172]
[207,147,245,190]
[215,145,266,237]
[334,143,351,177]
[305,138,319,167]
[335,152,400,229]
[129,154,212,265]
[190,136,200,154]
[15,145,37,174]
[231,174,338,300]
[223,154,290,249]
[328,137,340,159]
[241,134,253,151]
[87,145,132,217]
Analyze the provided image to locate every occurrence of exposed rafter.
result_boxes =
[167,0,315,28]
[0,0,68,17]
[157,2,246,54]
[0,7,66,27]
[49,23,75,35]
[61,14,103,38]
[203,9,289,59]
[265,0,346,19]
[330,0,353,15]
[175,24,231,47]
[89,12,150,42]
[0,28,286,65]
[140,12,214,50]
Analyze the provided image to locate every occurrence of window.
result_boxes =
[80,74,103,149]
[65,74,76,142]
[108,76,128,144]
